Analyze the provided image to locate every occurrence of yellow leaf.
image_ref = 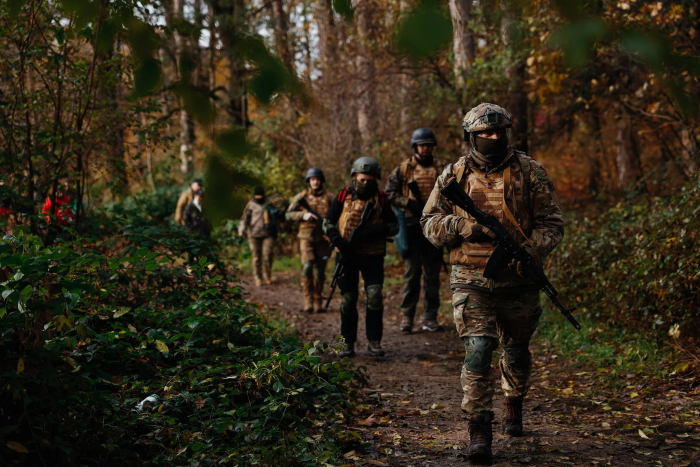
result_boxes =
[562,387,574,395]
[674,362,690,373]
[630,392,639,398]
[638,429,650,439]
[155,340,169,354]
[6,441,29,453]
[17,358,24,374]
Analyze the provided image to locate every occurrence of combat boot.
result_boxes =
[367,341,385,357]
[466,414,493,465]
[421,319,444,332]
[502,395,523,437]
[400,316,413,334]
[254,277,262,287]
[339,342,355,358]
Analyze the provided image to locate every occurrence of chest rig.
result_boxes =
[338,191,386,256]
[299,189,331,239]
[402,159,440,202]
[449,153,533,272]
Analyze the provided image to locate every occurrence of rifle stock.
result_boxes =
[440,177,581,331]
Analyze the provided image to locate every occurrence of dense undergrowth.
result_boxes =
[0,196,366,466]
[541,175,700,376]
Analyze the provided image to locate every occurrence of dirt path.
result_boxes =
[241,268,700,466]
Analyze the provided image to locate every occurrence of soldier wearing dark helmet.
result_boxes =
[286,168,334,313]
[323,157,399,357]
[385,128,446,333]
[421,104,564,464]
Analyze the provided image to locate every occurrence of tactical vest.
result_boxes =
[449,153,533,273]
[338,189,387,256]
[298,189,331,240]
[401,158,443,203]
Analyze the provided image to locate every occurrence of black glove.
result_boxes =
[406,200,424,216]
[335,238,352,255]
[508,245,539,277]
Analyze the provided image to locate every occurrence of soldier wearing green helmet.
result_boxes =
[323,157,398,357]
[421,103,565,464]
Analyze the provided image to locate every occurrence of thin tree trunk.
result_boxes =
[172,0,195,176]
[214,0,247,128]
[315,0,336,78]
[270,0,294,72]
[448,0,474,89]
[615,110,644,190]
[355,0,376,153]
[399,0,414,136]
[501,5,528,153]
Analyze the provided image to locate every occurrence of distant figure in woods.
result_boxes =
[175,178,203,225]
[42,182,75,226]
[183,189,210,237]
[421,103,564,464]
[322,157,398,358]
[385,128,446,334]
[286,168,333,314]
[238,187,277,287]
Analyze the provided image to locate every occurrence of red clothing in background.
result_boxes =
[43,196,75,225]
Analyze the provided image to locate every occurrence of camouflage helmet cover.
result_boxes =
[462,103,513,135]
[350,156,382,180]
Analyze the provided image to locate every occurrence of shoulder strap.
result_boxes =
[338,187,350,203]
[455,160,467,184]
[378,191,389,208]
[517,153,531,211]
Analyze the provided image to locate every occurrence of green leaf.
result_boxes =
[113,307,130,318]
[215,128,250,160]
[395,0,453,60]
[2,290,15,300]
[64,291,80,309]
[332,0,354,19]
[549,18,608,67]
[133,58,162,97]
[273,381,284,392]
[8,0,27,18]
[137,248,148,257]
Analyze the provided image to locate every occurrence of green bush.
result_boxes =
[548,175,700,338]
[0,224,365,466]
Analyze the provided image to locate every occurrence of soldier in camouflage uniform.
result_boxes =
[238,187,276,287]
[421,103,564,464]
[286,168,333,314]
[323,157,399,358]
[386,128,446,333]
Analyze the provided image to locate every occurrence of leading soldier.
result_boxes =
[421,103,564,464]
[386,128,446,333]
[323,157,398,357]
[286,168,333,314]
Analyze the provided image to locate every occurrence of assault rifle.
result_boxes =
[407,180,449,274]
[440,177,581,330]
[323,200,375,313]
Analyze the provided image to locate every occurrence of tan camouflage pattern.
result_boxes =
[248,236,274,283]
[338,192,386,256]
[453,289,542,415]
[463,103,513,134]
[286,189,332,241]
[238,200,271,239]
[386,156,445,226]
[300,238,329,308]
[420,150,564,289]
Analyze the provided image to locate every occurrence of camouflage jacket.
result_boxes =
[385,156,446,226]
[420,150,564,289]
[238,199,271,239]
[285,189,332,241]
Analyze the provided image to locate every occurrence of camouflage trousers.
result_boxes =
[300,238,329,310]
[451,287,542,417]
[401,224,443,321]
[248,236,274,282]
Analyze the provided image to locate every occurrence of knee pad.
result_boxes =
[503,344,531,372]
[340,292,358,314]
[464,336,498,373]
[302,261,314,278]
[365,285,383,310]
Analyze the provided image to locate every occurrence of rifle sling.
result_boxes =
[502,165,541,264]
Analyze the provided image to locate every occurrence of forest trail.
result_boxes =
[241,267,699,467]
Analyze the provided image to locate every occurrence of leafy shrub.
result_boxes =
[0,225,365,466]
[548,175,700,338]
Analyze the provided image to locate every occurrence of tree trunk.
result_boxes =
[615,111,644,190]
[399,0,414,136]
[172,0,195,176]
[315,0,336,78]
[270,0,294,72]
[501,6,528,153]
[678,127,698,178]
[448,0,474,89]
[213,0,247,128]
[355,0,376,154]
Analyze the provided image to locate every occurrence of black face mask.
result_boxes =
[475,136,508,158]
[414,154,434,167]
[254,197,266,205]
[353,179,377,200]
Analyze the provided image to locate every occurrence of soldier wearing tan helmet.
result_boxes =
[421,103,564,463]
[286,168,333,314]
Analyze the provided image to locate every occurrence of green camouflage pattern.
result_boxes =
[420,151,564,289]
[453,289,542,416]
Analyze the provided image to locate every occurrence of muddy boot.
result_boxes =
[254,277,263,287]
[466,415,493,465]
[367,341,385,357]
[502,395,523,437]
[421,319,444,332]
[264,277,272,286]
[400,315,413,334]
[339,342,355,358]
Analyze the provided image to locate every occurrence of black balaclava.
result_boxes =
[353,178,378,200]
[472,134,509,169]
[414,153,434,167]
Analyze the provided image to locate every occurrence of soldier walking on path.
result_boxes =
[421,104,564,464]
[286,168,333,314]
[386,128,446,334]
[175,178,202,225]
[238,187,276,287]
[323,157,398,357]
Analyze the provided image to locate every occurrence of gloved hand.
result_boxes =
[302,211,318,221]
[406,200,423,216]
[335,238,352,255]
[458,219,496,243]
[508,245,539,277]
